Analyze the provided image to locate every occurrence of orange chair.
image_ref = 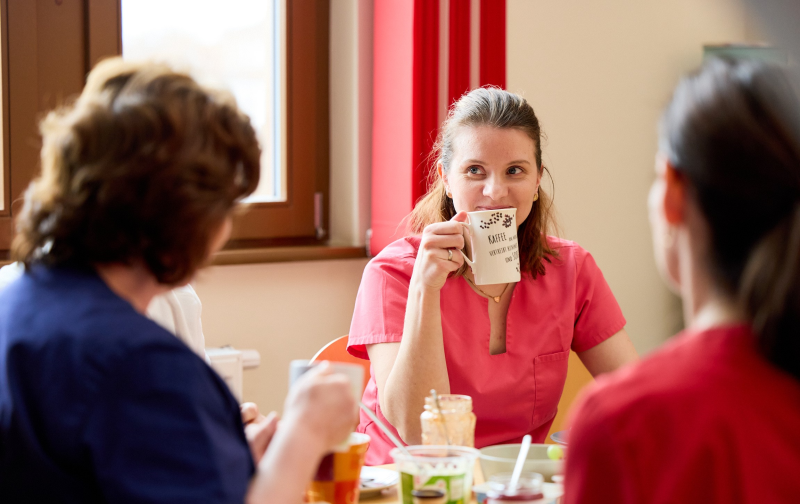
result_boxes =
[310,335,371,393]
[545,351,594,442]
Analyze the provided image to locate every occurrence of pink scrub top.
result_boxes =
[348,236,626,465]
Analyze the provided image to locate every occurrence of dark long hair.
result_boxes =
[660,58,800,380]
[408,87,558,278]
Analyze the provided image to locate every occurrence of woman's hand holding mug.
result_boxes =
[413,212,469,291]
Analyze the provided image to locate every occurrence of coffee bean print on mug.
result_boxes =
[479,212,505,230]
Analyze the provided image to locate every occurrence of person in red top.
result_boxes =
[565,59,800,503]
[348,88,639,465]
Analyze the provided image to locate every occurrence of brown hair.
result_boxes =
[408,87,558,278]
[11,58,261,284]
[660,58,800,381]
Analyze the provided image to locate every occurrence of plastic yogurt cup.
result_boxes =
[391,445,480,504]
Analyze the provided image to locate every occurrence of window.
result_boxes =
[0,0,103,253]
[121,0,282,202]
[0,0,332,259]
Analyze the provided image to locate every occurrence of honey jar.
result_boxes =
[420,393,476,447]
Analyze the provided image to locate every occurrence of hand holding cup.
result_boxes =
[283,362,358,453]
[413,211,469,291]
[457,208,521,285]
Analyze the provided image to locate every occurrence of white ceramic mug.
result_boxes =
[459,208,521,285]
[289,360,365,455]
[289,359,364,405]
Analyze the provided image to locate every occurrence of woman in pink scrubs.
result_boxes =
[348,88,639,464]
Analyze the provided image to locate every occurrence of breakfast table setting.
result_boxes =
[358,458,565,503]
[297,367,567,504]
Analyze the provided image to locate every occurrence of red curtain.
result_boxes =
[412,0,440,205]
[449,0,471,106]
[480,0,506,89]
[370,0,506,255]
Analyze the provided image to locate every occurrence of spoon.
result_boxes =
[358,401,412,458]
[508,434,532,491]
[430,389,451,445]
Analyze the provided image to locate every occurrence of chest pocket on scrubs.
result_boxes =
[530,349,570,428]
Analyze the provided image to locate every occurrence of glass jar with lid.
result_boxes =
[420,393,476,447]
[486,472,545,503]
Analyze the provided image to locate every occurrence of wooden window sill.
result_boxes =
[211,245,367,266]
[0,245,368,269]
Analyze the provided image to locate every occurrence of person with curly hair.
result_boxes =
[0,59,356,503]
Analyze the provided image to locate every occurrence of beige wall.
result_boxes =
[507,0,759,354]
[194,258,369,413]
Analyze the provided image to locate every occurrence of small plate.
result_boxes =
[360,466,399,498]
[550,430,568,445]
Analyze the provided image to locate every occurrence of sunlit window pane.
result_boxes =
[121,0,282,202]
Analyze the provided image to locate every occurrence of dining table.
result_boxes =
[359,461,564,503]
[360,462,485,503]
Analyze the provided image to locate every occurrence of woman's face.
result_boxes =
[441,126,541,226]
[648,154,681,292]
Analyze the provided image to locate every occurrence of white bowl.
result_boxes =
[479,443,563,482]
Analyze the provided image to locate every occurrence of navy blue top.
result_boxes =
[0,266,254,503]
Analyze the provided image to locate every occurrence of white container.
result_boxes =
[206,347,261,401]
[479,444,563,483]
[206,347,243,401]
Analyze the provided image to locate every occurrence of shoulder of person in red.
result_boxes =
[564,324,800,503]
